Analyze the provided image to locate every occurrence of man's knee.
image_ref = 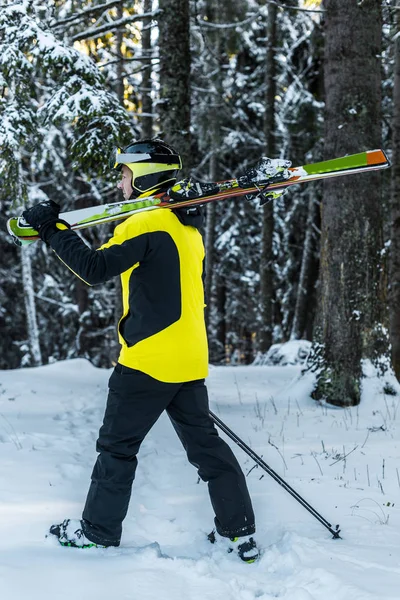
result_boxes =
[186,436,242,480]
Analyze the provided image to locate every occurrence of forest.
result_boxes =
[0,0,399,407]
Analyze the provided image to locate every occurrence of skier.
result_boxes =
[22,139,280,563]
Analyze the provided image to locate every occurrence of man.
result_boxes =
[22,139,260,562]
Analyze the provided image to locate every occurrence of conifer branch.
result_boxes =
[52,0,123,28]
[71,11,160,42]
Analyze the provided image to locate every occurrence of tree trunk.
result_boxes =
[158,0,191,171]
[243,329,254,365]
[21,248,42,366]
[204,0,223,329]
[290,191,320,340]
[115,2,125,109]
[110,2,125,365]
[141,0,153,139]
[389,14,400,380]
[204,196,216,329]
[258,1,277,353]
[203,113,219,330]
[15,146,42,366]
[314,0,387,406]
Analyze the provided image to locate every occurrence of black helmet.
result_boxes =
[110,139,182,198]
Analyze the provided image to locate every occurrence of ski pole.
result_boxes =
[209,410,341,539]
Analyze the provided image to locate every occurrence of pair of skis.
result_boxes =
[7,149,390,247]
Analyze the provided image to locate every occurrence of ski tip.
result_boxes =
[367,149,390,168]
[6,219,21,247]
[6,217,37,247]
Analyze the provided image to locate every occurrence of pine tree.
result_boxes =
[0,0,132,367]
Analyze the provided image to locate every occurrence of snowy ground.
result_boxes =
[0,356,400,600]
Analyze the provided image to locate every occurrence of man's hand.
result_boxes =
[22,200,70,244]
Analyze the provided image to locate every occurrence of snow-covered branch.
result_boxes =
[192,2,323,37]
[72,10,160,42]
[52,0,123,28]
[192,13,259,30]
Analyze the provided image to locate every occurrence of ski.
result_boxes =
[7,149,389,247]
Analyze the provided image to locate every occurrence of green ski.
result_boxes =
[7,149,389,247]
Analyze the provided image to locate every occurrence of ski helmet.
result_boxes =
[110,139,182,198]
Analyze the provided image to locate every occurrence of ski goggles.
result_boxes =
[109,147,151,170]
[109,146,182,171]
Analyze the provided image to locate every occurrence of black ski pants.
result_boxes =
[82,365,255,546]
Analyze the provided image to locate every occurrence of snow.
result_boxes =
[0,357,400,599]
[254,340,311,366]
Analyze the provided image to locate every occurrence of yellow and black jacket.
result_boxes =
[50,208,209,383]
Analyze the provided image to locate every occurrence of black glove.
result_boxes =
[22,200,70,244]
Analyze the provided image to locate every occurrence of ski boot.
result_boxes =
[48,519,112,548]
[208,529,260,563]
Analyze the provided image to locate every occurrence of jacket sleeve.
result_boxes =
[49,220,149,286]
